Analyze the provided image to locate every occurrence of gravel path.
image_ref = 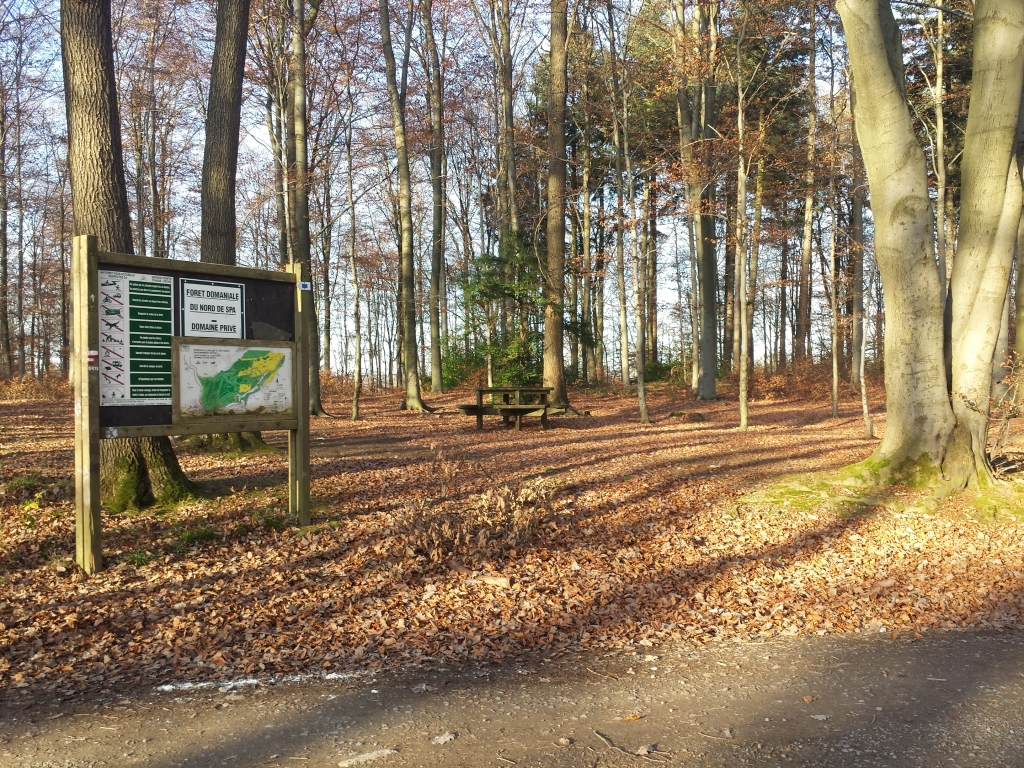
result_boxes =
[3,627,1023,767]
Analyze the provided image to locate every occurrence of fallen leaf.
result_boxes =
[337,749,398,767]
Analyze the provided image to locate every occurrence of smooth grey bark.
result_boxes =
[581,100,597,385]
[290,0,329,415]
[946,0,1024,486]
[543,0,570,409]
[605,0,630,389]
[838,0,954,472]
[850,119,866,386]
[839,0,1024,488]
[672,0,718,398]
[423,0,445,394]
[608,0,648,423]
[796,0,816,364]
[1016,219,1024,363]
[379,0,427,411]
[345,82,361,420]
[0,81,10,376]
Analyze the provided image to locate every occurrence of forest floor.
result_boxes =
[3,382,1024,765]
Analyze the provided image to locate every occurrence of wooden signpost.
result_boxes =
[72,235,311,574]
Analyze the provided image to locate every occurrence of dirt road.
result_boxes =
[3,627,1023,767]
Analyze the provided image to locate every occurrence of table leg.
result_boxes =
[516,412,522,431]
[476,390,483,431]
[502,393,510,427]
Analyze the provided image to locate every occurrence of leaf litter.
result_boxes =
[2,387,1024,702]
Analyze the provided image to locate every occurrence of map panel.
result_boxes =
[176,342,293,419]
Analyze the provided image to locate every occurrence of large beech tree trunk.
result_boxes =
[838,0,1024,487]
[839,0,954,472]
[62,0,193,510]
[946,0,1024,486]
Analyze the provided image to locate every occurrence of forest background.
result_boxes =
[3,0,937,413]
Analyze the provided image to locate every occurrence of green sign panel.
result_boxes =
[98,270,173,405]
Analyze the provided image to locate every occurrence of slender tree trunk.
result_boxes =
[423,0,445,393]
[346,97,362,420]
[290,0,328,415]
[609,0,648,422]
[746,155,763,387]
[543,0,570,408]
[796,0,816,364]
[688,210,699,390]
[850,117,866,386]
[860,272,874,438]
[646,177,658,363]
[738,152,749,429]
[200,0,269,452]
[673,0,718,399]
[934,8,949,302]
[0,106,9,376]
[380,0,427,410]
[581,121,597,384]
[1016,217,1024,364]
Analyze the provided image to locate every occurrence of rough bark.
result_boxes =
[543,0,570,409]
[200,0,267,451]
[201,0,250,266]
[62,0,194,510]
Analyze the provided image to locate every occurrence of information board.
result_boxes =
[73,237,311,573]
[174,339,293,420]
[98,270,173,405]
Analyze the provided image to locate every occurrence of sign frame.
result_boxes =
[72,235,311,574]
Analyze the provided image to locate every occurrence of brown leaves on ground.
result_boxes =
[0,386,1022,701]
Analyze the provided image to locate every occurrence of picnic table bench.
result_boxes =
[457,386,561,430]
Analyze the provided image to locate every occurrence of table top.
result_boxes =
[475,386,552,393]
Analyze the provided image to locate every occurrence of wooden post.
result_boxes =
[289,262,311,526]
[73,235,102,574]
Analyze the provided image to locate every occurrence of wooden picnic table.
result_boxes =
[458,386,555,430]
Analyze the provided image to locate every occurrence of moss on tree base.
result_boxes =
[101,436,196,512]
